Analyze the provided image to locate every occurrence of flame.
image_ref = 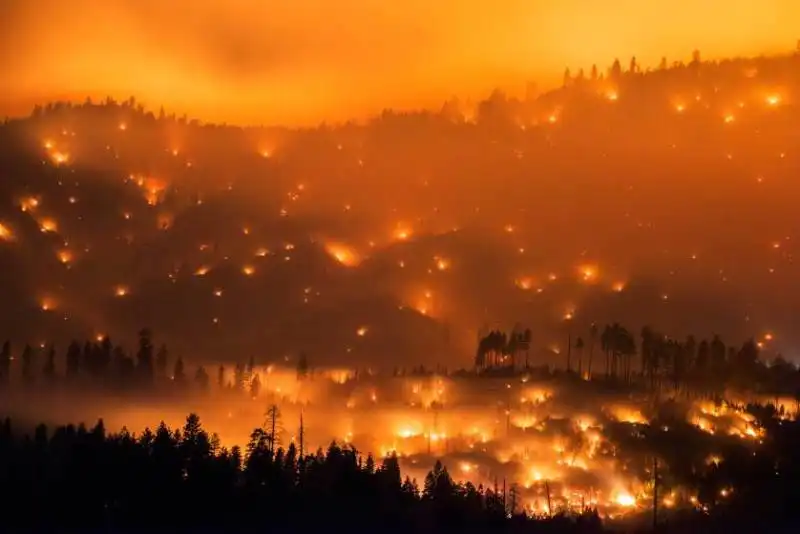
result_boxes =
[578,264,598,282]
[614,493,636,508]
[242,265,256,276]
[0,223,12,241]
[114,285,129,297]
[50,152,70,165]
[19,196,40,212]
[57,249,73,265]
[38,218,57,233]
[324,242,361,267]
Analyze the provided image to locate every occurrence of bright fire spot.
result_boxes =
[615,493,636,508]
[766,94,781,107]
[118,122,127,131]
[260,149,272,159]
[39,218,57,233]
[548,114,558,124]
[724,114,735,124]
[255,247,269,257]
[324,242,361,267]
[57,249,72,265]
[40,298,55,311]
[114,285,129,297]
[356,326,368,337]
[578,264,598,282]
[764,333,774,341]
[606,91,619,101]
[43,140,53,149]
[563,310,574,320]
[195,266,210,276]
[242,265,256,276]
[435,257,450,271]
[0,223,12,241]
[393,226,412,241]
[612,281,626,292]
[50,152,69,165]
[516,277,533,291]
[675,103,686,113]
[20,197,40,212]
[504,224,515,233]
[213,289,223,297]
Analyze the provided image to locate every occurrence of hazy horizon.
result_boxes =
[1,0,798,126]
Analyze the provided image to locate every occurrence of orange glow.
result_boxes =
[50,152,69,165]
[242,265,256,276]
[38,218,57,233]
[324,242,361,267]
[19,196,40,212]
[515,277,533,291]
[765,94,781,107]
[39,297,56,311]
[578,264,598,282]
[393,226,412,241]
[356,326,368,337]
[114,285,129,297]
[0,223,11,241]
[57,249,73,265]
[2,1,799,124]
[195,266,210,276]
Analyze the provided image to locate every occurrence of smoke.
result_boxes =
[1,0,796,124]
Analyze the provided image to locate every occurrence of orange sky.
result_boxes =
[0,0,797,125]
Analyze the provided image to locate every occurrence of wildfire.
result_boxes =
[434,256,450,271]
[0,223,12,241]
[50,152,70,165]
[114,285,129,297]
[20,196,40,212]
[393,225,412,241]
[324,242,361,267]
[516,277,533,291]
[38,218,57,233]
[57,249,73,265]
[578,264,598,282]
[614,493,636,508]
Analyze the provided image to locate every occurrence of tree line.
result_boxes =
[0,412,603,533]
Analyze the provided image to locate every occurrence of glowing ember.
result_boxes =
[38,218,57,233]
[20,197,40,212]
[324,242,361,267]
[114,285,129,297]
[356,326,368,337]
[0,223,12,241]
[57,249,73,265]
[242,265,256,276]
[50,152,70,165]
